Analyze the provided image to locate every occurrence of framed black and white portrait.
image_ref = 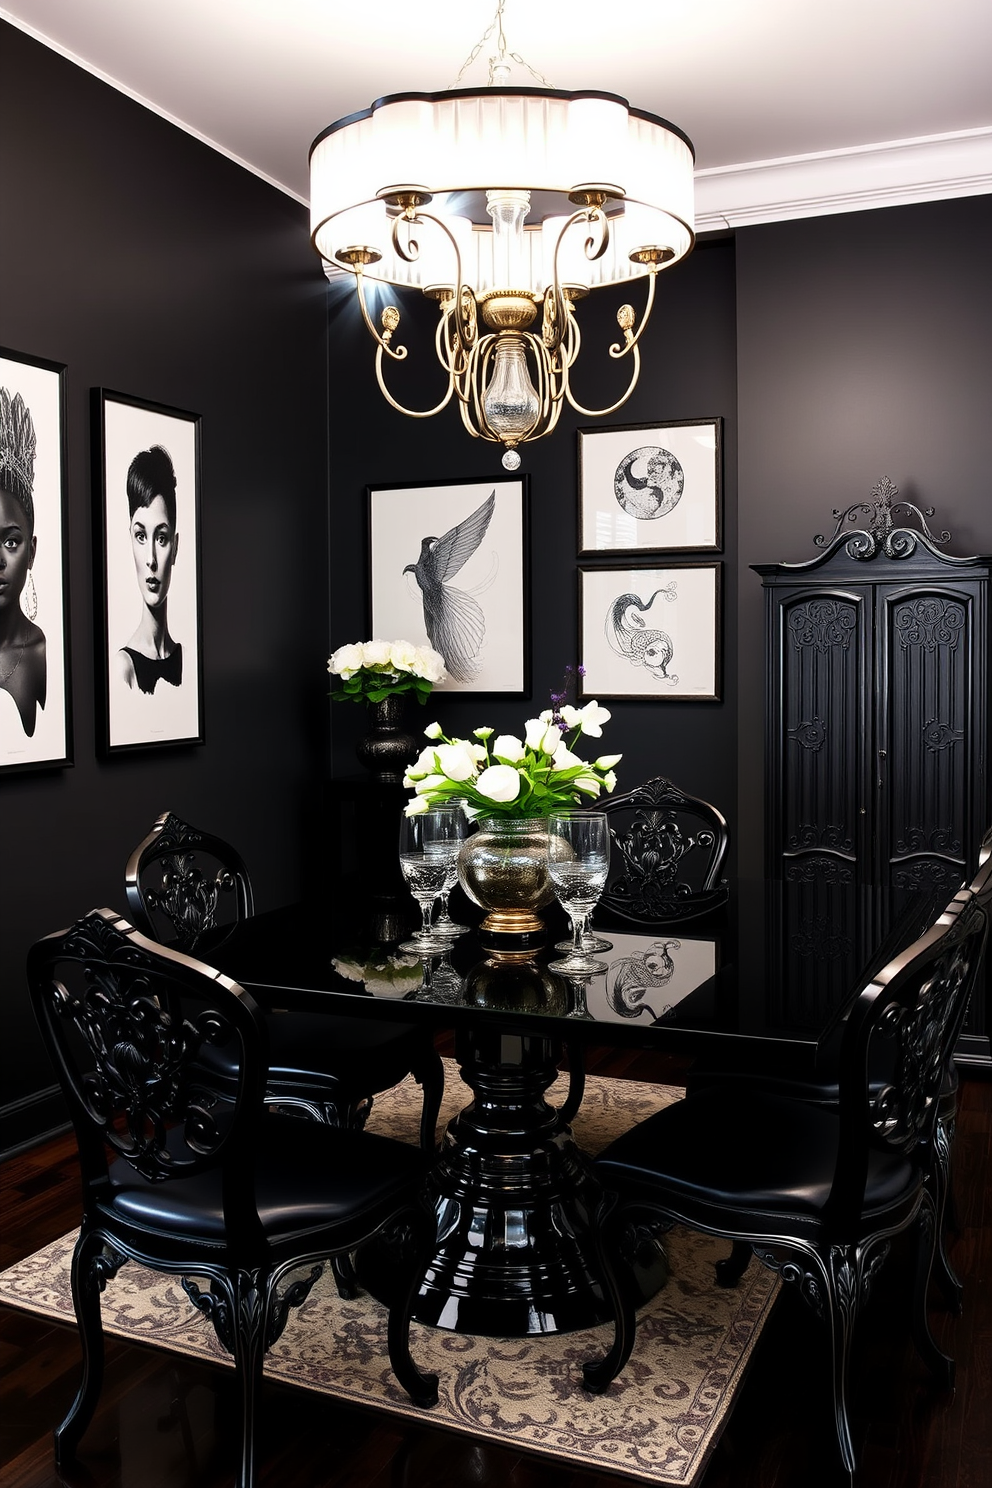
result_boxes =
[368,477,528,695]
[0,346,72,773]
[95,389,203,753]
[578,418,722,555]
[579,562,721,701]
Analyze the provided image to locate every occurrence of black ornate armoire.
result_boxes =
[755,479,991,1065]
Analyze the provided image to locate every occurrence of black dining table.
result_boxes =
[212,870,945,1340]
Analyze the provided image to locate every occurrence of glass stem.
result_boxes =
[420,900,435,936]
[571,911,586,953]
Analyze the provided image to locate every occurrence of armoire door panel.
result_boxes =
[881,584,977,886]
[780,590,868,870]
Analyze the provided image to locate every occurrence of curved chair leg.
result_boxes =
[911,1201,955,1389]
[559,1042,586,1125]
[330,1253,359,1300]
[386,1199,440,1409]
[931,1118,963,1313]
[232,1268,270,1488]
[581,1198,636,1394]
[55,1229,125,1464]
[818,1245,859,1483]
[413,1046,445,1153]
[715,1240,752,1287]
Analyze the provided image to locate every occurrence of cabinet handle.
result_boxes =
[877,748,887,789]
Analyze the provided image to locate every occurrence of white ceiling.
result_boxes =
[3,0,991,226]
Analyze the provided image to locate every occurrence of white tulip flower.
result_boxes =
[576,701,612,737]
[424,721,444,739]
[524,717,548,750]
[493,734,525,762]
[594,753,623,770]
[551,743,583,770]
[436,742,476,782]
[476,764,522,803]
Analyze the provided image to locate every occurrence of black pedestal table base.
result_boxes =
[358,1026,666,1337]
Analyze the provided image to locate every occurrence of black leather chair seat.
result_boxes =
[597,1086,915,1220]
[104,1115,429,1240]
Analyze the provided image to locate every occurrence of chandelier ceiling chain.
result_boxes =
[309,3,695,468]
[447,0,555,91]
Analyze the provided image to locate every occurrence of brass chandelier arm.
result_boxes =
[608,267,658,359]
[561,269,655,418]
[392,209,477,352]
[544,205,610,354]
[373,341,457,419]
[564,341,642,419]
[352,265,408,360]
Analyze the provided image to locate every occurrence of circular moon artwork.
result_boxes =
[614,446,685,519]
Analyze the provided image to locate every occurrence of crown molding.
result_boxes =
[694,126,992,231]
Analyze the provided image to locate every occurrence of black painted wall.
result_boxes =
[735,197,992,874]
[0,23,329,1151]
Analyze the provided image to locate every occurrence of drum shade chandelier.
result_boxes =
[308,5,695,469]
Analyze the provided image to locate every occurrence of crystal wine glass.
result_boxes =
[429,802,470,938]
[398,810,458,956]
[546,810,611,974]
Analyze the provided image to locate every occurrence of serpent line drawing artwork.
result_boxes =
[404,490,497,683]
[605,584,679,684]
[606,939,682,1019]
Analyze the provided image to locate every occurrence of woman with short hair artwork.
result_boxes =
[0,387,46,737]
[116,445,183,695]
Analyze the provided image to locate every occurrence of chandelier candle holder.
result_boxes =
[310,55,694,469]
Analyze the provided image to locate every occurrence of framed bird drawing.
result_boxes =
[368,477,529,695]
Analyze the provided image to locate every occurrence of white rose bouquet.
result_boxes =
[327,638,447,706]
[403,702,622,819]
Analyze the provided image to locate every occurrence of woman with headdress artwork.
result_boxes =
[0,387,47,736]
[116,445,183,696]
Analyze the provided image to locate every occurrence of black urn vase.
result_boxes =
[355,694,419,785]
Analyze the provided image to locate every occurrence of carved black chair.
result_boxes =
[125,812,444,1153]
[28,909,439,1488]
[584,886,989,1481]
[685,837,992,1312]
[555,778,730,1126]
[598,776,730,925]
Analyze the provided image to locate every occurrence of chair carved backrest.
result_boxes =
[126,811,253,953]
[599,776,729,923]
[28,909,266,1210]
[830,888,988,1226]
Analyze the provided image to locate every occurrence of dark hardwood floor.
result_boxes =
[2,1044,990,1488]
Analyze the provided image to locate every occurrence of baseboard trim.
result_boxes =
[0,1085,69,1162]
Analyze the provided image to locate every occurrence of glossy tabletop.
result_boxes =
[216,873,945,1061]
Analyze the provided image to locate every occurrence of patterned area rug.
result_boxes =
[0,1063,778,1486]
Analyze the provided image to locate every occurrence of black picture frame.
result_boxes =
[0,346,73,773]
[578,561,722,701]
[94,388,204,753]
[578,418,723,555]
[367,476,530,696]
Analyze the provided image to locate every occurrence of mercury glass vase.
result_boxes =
[354,694,418,785]
[456,816,555,941]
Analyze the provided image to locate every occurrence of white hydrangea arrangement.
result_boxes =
[327,639,447,705]
[403,702,622,819]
